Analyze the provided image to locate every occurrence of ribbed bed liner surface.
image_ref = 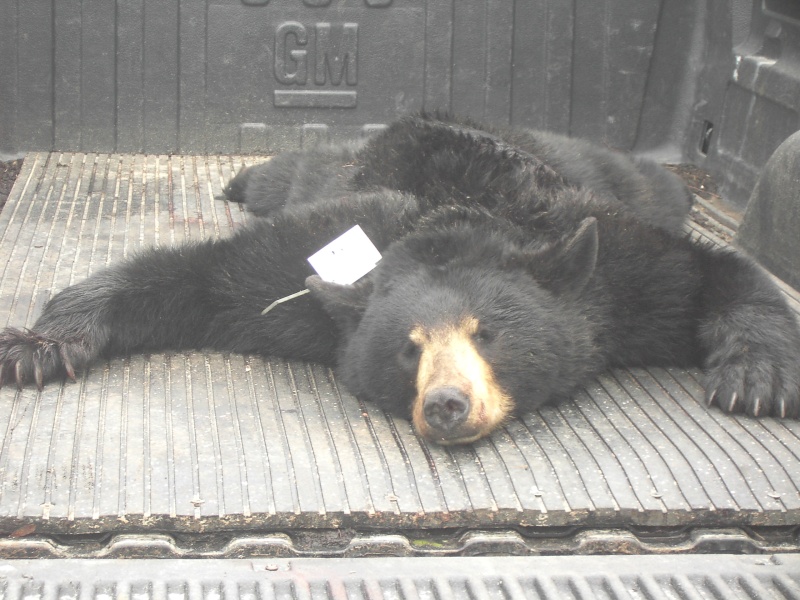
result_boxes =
[0,153,799,536]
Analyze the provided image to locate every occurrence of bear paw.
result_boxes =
[0,328,81,390]
[705,350,800,419]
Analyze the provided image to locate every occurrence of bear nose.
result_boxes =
[423,386,471,432]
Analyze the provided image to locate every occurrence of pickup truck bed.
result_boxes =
[0,153,798,562]
[2,0,800,593]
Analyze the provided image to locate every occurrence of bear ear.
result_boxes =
[306,275,373,332]
[528,217,599,297]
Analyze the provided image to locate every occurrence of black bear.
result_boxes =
[1,114,799,445]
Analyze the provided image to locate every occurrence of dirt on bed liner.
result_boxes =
[0,159,23,212]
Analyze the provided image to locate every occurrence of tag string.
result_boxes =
[262,225,380,315]
[261,289,310,315]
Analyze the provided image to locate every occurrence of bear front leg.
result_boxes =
[0,240,246,388]
[697,248,800,418]
[0,242,335,388]
[0,262,146,388]
[0,232,331,389]
[0,190,417,389]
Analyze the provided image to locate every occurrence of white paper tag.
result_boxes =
[307,225,382,285]
[262,225,381,315]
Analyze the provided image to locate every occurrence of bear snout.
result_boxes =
[409,317,514,444]
[423,386,471,432]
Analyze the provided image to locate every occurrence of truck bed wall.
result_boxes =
[0,0,798,210]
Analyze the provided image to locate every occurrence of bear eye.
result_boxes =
[472,326,495,346]
[399,339,421,367]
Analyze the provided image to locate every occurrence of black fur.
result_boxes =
[223,140,364,217]
[1,114,798,441]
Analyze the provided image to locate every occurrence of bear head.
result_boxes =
[308,215,602,445]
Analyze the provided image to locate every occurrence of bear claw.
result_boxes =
[728,392,738,413]
[0,328,85,390]
[59,350,77,382]
[14,361,24,390]
[33,360,43,391]
[703,347,800,419]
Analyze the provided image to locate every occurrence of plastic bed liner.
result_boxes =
[0,152,799,558]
